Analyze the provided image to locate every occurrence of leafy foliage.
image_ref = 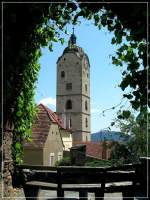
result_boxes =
[3,2,77,163]
[74,2,148,112]
[110,110,149,165]
[85,159,111,167]
[55,156,72,166]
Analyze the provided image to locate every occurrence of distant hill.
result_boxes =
[91,130,130,142]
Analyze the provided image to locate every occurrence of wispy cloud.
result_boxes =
[39,97,56,107]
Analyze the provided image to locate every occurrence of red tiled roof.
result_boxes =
[73,141,112,160]
[24,104,66,148]
[44,105,65,129]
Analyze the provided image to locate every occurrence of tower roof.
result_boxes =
[57,27,90,67]
[68,27,77,47]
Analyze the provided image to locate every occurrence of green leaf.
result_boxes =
[60,38,64,45]
[117,115,124,120]
[48,44,53,51]
[15,142,21,150]
[111,37,116,44]
[52,37,58,42]
[111,122,115,126]
[16,111,22,117]
[131,100,140,110]
[123,94,133,99]
[94,14,99,24]
[122,110,131,119]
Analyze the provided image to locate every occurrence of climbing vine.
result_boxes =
[6,3,77,163]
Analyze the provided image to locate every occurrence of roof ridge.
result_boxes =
[39,103,56,123]
[38,104,65,129]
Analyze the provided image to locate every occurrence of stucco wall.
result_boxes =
[43,124,64,166]
[61,129,72,151]
[23,148,43,165]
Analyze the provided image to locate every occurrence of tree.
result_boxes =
[110,110,149,165]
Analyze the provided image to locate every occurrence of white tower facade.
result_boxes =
[56,33,91,143]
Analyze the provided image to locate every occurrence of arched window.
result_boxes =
[85,101,88,111]
[66,100,72,109]
[85,118,88,128]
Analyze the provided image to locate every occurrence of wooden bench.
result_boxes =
[103,164,140,200]
[17,163,141,200]
[18,165,58,200]
[57,166,105,199]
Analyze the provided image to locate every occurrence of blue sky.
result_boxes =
[35,19,125,133]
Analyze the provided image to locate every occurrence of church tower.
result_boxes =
[56,31,91,143]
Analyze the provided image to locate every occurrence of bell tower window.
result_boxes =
[61,71,65,78]
[85,84,87,92]
[66,100,72,110]
[85,101,88,111]
[85,118,88,128]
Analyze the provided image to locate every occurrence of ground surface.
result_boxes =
[0,181,148,199]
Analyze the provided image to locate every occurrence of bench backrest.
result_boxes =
[57,166,105,184]
[18,163,141,185]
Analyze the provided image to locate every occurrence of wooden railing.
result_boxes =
[17,163,141,200]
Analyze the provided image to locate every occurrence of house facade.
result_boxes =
[23,104,72,166]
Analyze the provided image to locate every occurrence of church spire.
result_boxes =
[68,26,76,47]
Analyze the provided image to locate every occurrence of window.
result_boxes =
[68,118,72,129]
[64,57,66,61]
[85,84,87,92]
[66,83,72,90]
[66,100,72,109]
[87,73,89,78]
[85,101,88,111]
[85,118,88,128]
[49,153,54,166]
[58,152,63,161]
[61,71,65,78]
[86,136,88,141]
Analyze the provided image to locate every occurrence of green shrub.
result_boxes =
[55,156,72,166]
[85,159,112,167]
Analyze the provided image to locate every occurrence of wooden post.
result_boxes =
[57,167,64,199]
[23,185,39,200]
[95,170,105,200]
[79,190,88,200]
